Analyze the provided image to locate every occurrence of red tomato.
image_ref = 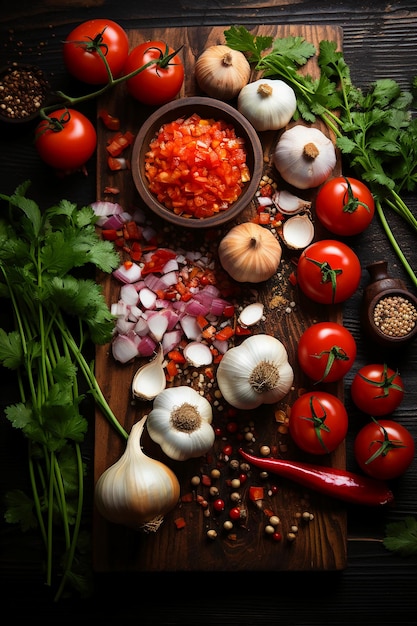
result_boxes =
[350,363,405,415]
[315,176,375,236]
[124,41,184,105]
[297,321,357,383]
[35,108,97,171]
[289,391,348,455]
[354,419,414,479]
[296,239,361,304]
[63,19,129,84]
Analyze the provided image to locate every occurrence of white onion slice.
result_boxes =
[147,311,169,342]
[120,283,139,307]
[139,287,157,309]
[113,263,142,284]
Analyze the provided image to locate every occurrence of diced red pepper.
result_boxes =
[174,517,186,530]
[215,325,235,342]
[249,486,264,501]
[101,229,120,241]
[108,156,130,171]
[98,109,120,130]
[123,220,142,240]
[165,359,178,379]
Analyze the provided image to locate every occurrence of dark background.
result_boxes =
[0,2,416,624]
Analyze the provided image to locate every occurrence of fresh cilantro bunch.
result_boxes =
[225,26,417,287]
[0,181,128,600]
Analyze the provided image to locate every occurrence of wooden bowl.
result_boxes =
[0,64,49,125]
[131,96,263,229]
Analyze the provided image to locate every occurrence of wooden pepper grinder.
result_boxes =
[361,260,417,347]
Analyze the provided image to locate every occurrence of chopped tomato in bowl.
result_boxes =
[132,97,263,228]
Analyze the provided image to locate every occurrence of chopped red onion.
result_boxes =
[113,263,142,284]
[112,331,140,364]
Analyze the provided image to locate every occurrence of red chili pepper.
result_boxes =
[238,449,394,507]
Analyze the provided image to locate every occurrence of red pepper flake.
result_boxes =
[103,186,120,195]
[214,325,235,342]
[201,474,212,487]
[289,271,297,286]
[98,109,121,130]
[257,211,271,225]
[101,229,121,241]
[168,350,186,363]
[174,517,186,530]
[165,360,178,379]
[108,156,130,171]
[181,492,194,503]
[123,220,142,240]
[263,508,276,518]
[249,486,264,501]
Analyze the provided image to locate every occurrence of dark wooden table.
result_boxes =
[1,2,416,624]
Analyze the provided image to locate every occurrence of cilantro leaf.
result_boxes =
[224,25,273,63]
[383,517,417,556]
[4,489,38,532]
[0,329,23,369]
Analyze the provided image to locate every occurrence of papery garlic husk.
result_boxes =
[195,45,251,100]
[273,125,336,189]
[281,213,315,249]
[147,386,215,461]
[272,189,312,215]
[94,416,180,532]
[216,334,294,410]
[218,222,282,283]
[238,302,264,327]
[131,343,166,401]
[237,78,297,131]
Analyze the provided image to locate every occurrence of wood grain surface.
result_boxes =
[93,23,347,573]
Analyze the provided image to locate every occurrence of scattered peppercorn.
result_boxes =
[373,295,417,337]
[0,64,48,120]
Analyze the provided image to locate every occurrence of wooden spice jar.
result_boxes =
[361,260,417,348]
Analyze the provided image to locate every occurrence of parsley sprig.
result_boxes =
[0,181,128,600]
[225,26,417,288]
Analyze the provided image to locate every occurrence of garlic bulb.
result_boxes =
[94,416,180,532]
[218,222,282,283]
[195,45,251,100]
[131,343,166,401]
[216,334,294,410]
[146,386,215,461]
[273,125,336,189]
[238,78,297,131]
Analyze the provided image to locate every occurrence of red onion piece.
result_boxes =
[113,263,142,284]
[112,331,140,363]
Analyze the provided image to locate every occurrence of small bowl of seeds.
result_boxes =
[0,63,50,125]
[362,260,417,348]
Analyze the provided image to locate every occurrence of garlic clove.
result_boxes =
[131,343,166,401]
[238,302,264,327]
[183,341,213,366]
[272,189,312,215]
[281,214,315,249]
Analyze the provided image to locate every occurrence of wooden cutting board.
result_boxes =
[93,23,347,573]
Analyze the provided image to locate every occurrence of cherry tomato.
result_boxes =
[124,40,184,105]
[315,176,375,236]
[35,108,97,171]
[354,419,415,479]
[296,239,361,304]
[63,19,129,84]
[350,363,405,415]
[289,391,348,455]
[297,321,357,383]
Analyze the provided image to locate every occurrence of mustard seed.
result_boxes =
[373,295,417,337]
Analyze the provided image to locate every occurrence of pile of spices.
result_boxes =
[0,63,48,121]
[373,294,417,337]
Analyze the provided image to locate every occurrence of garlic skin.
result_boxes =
[131,343,166,401]
[147,386,215,461]
[273,125,336,189]
[195,45,251,100]
[94,416,180,532]
[216,334,294,410]
[281,213,315,249]
[238,79,297,131]
[272,189,312,215]
[218,222,282,283]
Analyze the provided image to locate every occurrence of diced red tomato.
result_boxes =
[144,113,250,218]
[98,109,121,130]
